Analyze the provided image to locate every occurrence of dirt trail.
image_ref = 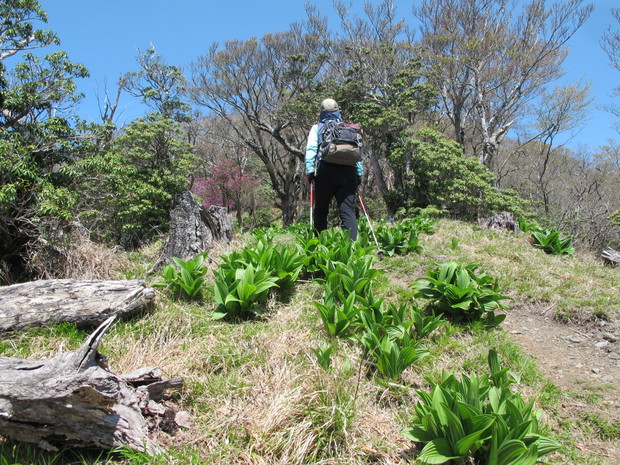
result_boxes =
[504,303,620,464]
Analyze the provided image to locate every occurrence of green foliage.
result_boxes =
[518,218,575,255]
[413,262,511,327]
[294,227,376,280]
[314,292,360,338]
[370,215,435,256]
[395,128,529,220]
[0,39,90,279]
[610,209,620,227]
[319,255,383,302]
[530,228,575,256]
[212,264,279,321]
[312,342,335,371]
[222,239,304,290]
[153,252,209,300]
[450,237,460,250]
[75,116,197,248]
[374,221,422,256]
[410,307,445,340]
[358,320,429,380]
[403,350,560,464]
[517,217,539,233]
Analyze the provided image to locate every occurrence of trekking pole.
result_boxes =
[309,181,315,229]
[358,193,381,253]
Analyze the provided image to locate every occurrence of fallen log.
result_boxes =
[0,279,155,333]
[602,247,620,267]
[0,316,185,454]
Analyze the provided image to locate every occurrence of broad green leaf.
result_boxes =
[418,438,459,464]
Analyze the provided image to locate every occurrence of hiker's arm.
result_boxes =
[305,124,319,175]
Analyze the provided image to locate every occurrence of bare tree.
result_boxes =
[327,0,437,217]
[496,82,592,196]
[602,7,620,134]
[414,0,593,171]
[189,15,330,225]
[122,47,190,122]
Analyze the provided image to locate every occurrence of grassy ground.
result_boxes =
[1,218,618,464]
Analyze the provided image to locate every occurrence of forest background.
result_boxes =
[1,0,620,284]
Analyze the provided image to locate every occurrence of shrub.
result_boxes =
[403,350,560,464]
[412,262,511,327]
[530,228,575,256]
[153,252,209,300]
[212,264,279,320]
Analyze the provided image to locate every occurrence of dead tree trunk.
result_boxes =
[0,279,155,333]
[0,317,185,454]
[152,191,233,270]
[478,212,521,233]
[602,247,620,267]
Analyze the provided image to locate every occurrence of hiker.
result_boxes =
[305,98,363,240]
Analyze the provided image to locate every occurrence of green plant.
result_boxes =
[530,228,575,256]
[450,237,459,250]
[312,342,335,371]
[153,252,209,300]
[517,217,539,233]
[319,255,383,302]
[221,240,303,291]
[374,220,423,256]
[410,307,445,339]
[212,264,279,320]
[271,246,304,289]
[295,227,374,279]
[403,349,560,464]
[314,292,360,338]
[359,321,428,380]
[412,262,511,327]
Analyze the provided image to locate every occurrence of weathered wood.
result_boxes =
[478,212,521,233]
[0,279,155,333]
[0,317,185,454]
[152,191,233,270]
[602,247,620,267]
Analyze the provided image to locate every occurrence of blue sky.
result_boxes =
[40,0,619,152]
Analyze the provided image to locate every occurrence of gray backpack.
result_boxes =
[318,120,362,165]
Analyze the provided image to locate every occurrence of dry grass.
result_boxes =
[2,219,619,464]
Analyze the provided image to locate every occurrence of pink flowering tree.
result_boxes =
[192,159,262,230]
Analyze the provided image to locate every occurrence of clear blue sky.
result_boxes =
[40,0,619,152]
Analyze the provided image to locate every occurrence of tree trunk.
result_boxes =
[477,212,521,233]
[0,316,186,455]
[0,279,155,333]
[153,191,233,270]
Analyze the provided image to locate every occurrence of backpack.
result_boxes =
[318,119,362,165]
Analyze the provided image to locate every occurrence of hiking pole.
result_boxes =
[309,181,315,229]
[358,193,381,254]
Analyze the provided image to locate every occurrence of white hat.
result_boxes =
[320,98,339,112]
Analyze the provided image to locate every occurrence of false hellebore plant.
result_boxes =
[403,350,560,465]
[153,252,209,300]
[412,262,511,328]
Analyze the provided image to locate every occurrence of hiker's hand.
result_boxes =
[307,173,315,184]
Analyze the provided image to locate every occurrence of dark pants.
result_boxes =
[313,162,358,240]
